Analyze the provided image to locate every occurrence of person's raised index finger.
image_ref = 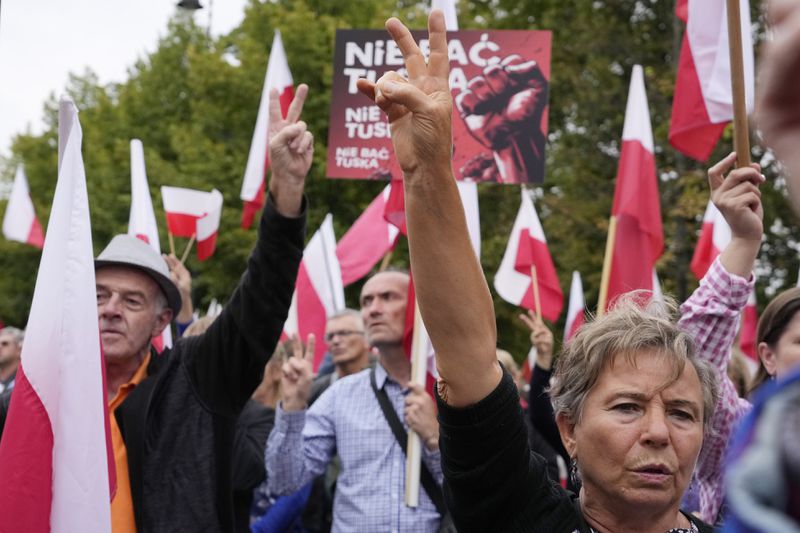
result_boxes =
[304,334,316,365]
[708,152,737,191]
[285,84,308,123]
[427,9,450,79]
[385,17,427,78]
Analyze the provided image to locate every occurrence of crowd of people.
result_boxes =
[1,2,800,531]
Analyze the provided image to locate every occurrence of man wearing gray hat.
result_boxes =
[92,84,313,532]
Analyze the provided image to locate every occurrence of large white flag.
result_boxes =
[0,96,113,532]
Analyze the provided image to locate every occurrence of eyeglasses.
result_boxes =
[324,330,365,343]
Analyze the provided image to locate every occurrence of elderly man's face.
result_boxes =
[359,272,409,349]
[96,266,171,363]
[559,351,704,517]
[325,314,368,368]
[0,333,21,367]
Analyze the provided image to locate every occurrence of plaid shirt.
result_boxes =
[678,257,753,523]
[266,363,442,532]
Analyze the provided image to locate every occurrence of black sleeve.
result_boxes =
[232,401,275,490]
[525,418,561,484]
[437,371,580,533]
[181,195,306,416]
[528,364,569,461]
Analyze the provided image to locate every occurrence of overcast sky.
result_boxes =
[0,0,248,159]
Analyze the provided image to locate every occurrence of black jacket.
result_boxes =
[114,197,304,532]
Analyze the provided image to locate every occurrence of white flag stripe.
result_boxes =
[128,139,161,252]
[687,0,754,122]
[304,214,345,315]
[564,271,584,342]
[2,165,38,243]
[161,186,218,217]
[196,190,224,242]
[432,0,459,30]
[621,65,654,152]
[457,181,481,257]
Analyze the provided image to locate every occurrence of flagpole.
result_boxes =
[180,233,196,264]
[530,265,542,320]
[726,0,751,167]
[597,216,617,317]
[379,249,394,272]
[168,231,176,257]
[405,301,426,507]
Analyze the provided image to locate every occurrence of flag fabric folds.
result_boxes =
[240,30,294,228]
[604,65,663,310]
[2,165,44,248]
[494,189,563,321]
[336,185,399,286]
[129,139,172,350]
[564,271,585,342]
[0,97,113,532]
[284,214,345,371]
[669,0,754,161]
[161,186,223,261]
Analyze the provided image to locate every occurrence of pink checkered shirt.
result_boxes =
[678,257,753,523]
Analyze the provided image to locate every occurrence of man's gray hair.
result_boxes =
[549,293,719,435]
[328,308,364,329]
[0,327,24,345]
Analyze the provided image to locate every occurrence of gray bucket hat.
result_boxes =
[95,234,182,315]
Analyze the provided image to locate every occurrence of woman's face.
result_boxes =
[557,351,705,517]
[760,311,800,379]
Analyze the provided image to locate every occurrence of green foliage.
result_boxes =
[2,0,797,366]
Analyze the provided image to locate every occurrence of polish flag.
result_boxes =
[240,30,294,228]
[336,185,399,286]
[128,140,172,350]
[0,97,113,532]
[669,0,754,161]
[564,271,585,342]
[603,65,663,310]
[284,214,345,371]
[2,165,44,248]
[690,200,732,279]
[161,186,223,261]
[494,188,563,321]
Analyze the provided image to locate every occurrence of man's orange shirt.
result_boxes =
[109,354,150,533]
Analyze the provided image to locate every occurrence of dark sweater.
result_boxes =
[437,371,713,533]
[114,196,305,532]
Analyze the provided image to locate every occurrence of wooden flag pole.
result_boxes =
[405,300,426,508]
[726,0,751,167]
[379,249,394,272]
[530,265,543,320]
[180,233,196,264]
[168,231,176,257]
[597,216,618,317]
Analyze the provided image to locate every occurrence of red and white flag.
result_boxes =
[739,289,758,360]
[336,185,399,286]
[691,200,732,279]
[284,214,345,371]
[603,65,663,310]
[161,186,223,261]
[494,189,563,321]
[240,30,294,228]
[3,165,44,248]
[564,271,585,342]
[669,0,754,161]
[128,139,172,350]
[0,96,113,532]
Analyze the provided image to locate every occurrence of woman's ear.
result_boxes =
[556,411,577,458]
[758,341,778,377]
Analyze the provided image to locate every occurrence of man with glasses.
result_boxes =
[308,309,372,405]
